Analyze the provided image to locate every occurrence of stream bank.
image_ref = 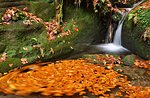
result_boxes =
[122,0,150,59]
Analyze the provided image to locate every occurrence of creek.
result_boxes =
[88,0,145,55]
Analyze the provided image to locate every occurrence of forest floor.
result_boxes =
[0,54,149,98]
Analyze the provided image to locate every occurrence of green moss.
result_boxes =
[0,43,6,53]
[42,6,102,53]
[64,7,101,43]
[137,8,150,28]
[29,2,55,21]
[0,5,103,73]
[122,55,135,66]
[0,0,55,22]
[36,7,102,61]
[0,58,22,73]
[122,4,150,59]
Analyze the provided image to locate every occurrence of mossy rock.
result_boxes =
[0,5,103,73]
[122,0,150,59]
[0,0,55,22]
[28,1,55,21]
[122,54,135,66]
[0,42,6,53]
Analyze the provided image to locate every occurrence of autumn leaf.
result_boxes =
[21,58,28,64]
[74,28,79,32]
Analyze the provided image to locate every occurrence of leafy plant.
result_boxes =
[128,13,138,24]
[18,46,33,57]
[6,50,16,57]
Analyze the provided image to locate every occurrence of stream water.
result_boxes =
[0,1,148,98]
[90,0,144,55]
[91,9,130,54]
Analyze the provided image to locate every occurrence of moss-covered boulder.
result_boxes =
[0,0,28,22]
[0,0,56,22]
[122,54,135,66]
[0,1,103,73]
[122,0,150,59]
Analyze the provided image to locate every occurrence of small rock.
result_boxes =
[122,54,135,66]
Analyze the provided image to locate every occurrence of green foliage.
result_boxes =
[128,13,135,21]
[63,20,73,32]
[112,12,122,22]
[128,12,138,24]
[137,7,150,28]
[126,6,150,44]
[123,17,150,59]
[6,50,16,58]
[132,7,150,43]
[0,58,22,73]
[19,46,33,53]
[127,8,149,27]
[31,38,40,45]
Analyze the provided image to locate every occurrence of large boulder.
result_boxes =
[0,1,104,73]
[122,0,150,59]
[0,0,55,22]
[0,0,29,22]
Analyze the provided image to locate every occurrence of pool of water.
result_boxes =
[91,43,130,54]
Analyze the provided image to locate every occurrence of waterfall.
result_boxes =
[90,0,145,54]
[113,8,132,45]
[113,0,145,45]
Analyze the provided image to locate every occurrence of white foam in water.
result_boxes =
[90,0,145,54]
[113,8,132,45]
[92,9,131,54]
[94,43,129,53]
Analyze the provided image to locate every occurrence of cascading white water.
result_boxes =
[91,0,145,54]
[113,0,145,45]
[91,9,131,54]
[113,8,132,45]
